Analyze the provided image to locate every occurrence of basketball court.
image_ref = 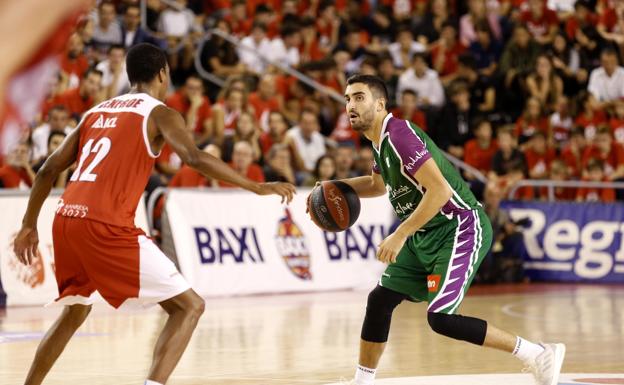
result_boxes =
[1,283,622,384]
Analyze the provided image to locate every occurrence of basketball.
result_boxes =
[308,180,361,232]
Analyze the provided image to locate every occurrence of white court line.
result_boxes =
[0,371,330,383]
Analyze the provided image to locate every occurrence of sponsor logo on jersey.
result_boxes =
[386,185,412,201]
[394,201,415,216]
[92,115,117,129]
[405,150,429,173]
[275,208,312,280]
[427,274,441,292]
[55,199,89,218]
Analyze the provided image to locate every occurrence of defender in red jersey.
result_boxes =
[13,43,295,385]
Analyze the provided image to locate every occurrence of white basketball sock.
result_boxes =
[145,380,163,385]
[512,336,545,363]
[354,364,376,385]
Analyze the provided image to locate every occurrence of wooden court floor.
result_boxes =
[1,284,622,385]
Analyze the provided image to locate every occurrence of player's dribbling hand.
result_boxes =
[257,182,296,204]
[377,231,407,264]
[13,227,39,265]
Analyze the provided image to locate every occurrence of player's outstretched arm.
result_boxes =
[153,105,295,203]
[14,125,81,265]
[340,172,386,198]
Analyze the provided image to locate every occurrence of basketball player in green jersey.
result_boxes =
[332,75,565,385]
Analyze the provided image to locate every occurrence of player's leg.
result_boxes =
[425,209,565,385]
[146,289,205,384]
[24,304,92,385]
[24,216,97,385]
[354,285,406,384]
[351,239,425,385]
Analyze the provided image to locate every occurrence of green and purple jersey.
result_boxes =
[372,113,481,230]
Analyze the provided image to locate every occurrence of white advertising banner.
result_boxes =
[0,193,149,306]
[165,189,395,297]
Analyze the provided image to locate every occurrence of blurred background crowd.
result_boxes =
[2,0,624,215]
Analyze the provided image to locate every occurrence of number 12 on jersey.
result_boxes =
[70,137,112,182]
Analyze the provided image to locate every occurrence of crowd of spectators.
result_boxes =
[3,0,624,217]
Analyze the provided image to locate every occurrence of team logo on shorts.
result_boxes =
[427,275,441,293]
[275,208,312,280]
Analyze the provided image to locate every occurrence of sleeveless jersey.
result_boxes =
[57,93,164,227]
[372,113,481,230]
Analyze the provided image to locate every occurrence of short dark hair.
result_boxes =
[126,43,168,85]
[108,44,125,54]
[401,89,418,98]
[346,74,389,102]
[587,158,603,172]
[83,67,103,79]
[601,46,619,57]
[48,131,67,147]
[48,104,68,116]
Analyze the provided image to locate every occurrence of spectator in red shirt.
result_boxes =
[0,142,35,189]
[222,111,262,163]
[524,131,556,179]
[224,0,252,37]
[575,90,607,141]
[300,16,325,62]
[431,21,466,82]
[391,89,428,131]
[576,158,616,202]
[60,32,89,89]
[213,84,253,144]
[608,100,624,144]
[561,126,587,177]
[582,125,624,180]
[249,74,282,124]
[565,1,598,42]
[485,126,533,208]
[597,0,624,46]
[219,141,265,188]
[165,74,213,144]
[316,0,342,51]
[464,118,498,178]
[549,95,574,149]
[520,0,559,45]
[540,159,576,201]
[170,144,222,189]
[515,97,550,146]
[260,111,290,156]
[42,68,103,123]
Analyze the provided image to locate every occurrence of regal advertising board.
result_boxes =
[501,201,624,282]
[0,193,149,306]
[164,189,393,296]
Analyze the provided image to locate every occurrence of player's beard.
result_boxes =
[350,108,375,132]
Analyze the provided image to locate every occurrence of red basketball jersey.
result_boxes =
[57,93,164,227]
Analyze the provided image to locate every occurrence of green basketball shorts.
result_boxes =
[380,208,493,314]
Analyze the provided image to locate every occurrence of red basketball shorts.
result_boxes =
[51,215,190,308]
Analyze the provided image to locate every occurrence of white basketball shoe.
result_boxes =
[525,343,566,385]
